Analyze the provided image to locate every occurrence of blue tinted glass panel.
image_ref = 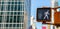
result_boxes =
[0,12,3,15]
[0,16,2,23]
[15,2,17,4]
[10,16,13,23]
[2,2,4,4]
[17,16,20,23]
[6,24,9,27]
[17,2,24,4]
[18,12,22,15]
[12,2,14,4]
[11,5,14,11]
[8,2,10,4]
[21,16,24,22]
[6,16,9,23]
[0,2,1,4]
[14,12,17,15]
[17,24,19,27]
[11,12,13,15]
[0,24,1,27]
[13,24,16,27]
[13,16,16,23]
[9,24,12,27]
[1,5,3,11]
[18,5,22,11]
[18,5,20,11]
[14,5,17,11]
[8,5,10,11]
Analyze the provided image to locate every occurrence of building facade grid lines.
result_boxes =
[0,0,29,29]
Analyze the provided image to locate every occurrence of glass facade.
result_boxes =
[0,0,30,29]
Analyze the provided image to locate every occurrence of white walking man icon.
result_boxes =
[44,10,50,19]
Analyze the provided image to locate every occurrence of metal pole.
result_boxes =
[51,0,55,29]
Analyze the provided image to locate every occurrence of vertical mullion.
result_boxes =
[21,2,23,11]
[0,0,1,11]
[1,0,2,28]
[8,1,10,29]
[16,0,18,23]
[20,5,21,11]
[13,0,14,23]
[3,1,6,29]
[1,10,3,29]
[4,0,5,29]
[11,0,13,29]
[22,3,23,11]
[21,2,23,29]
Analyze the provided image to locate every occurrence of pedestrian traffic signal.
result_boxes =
[36,8,51,22]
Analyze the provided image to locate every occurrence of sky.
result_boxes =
[31,0,51,19]
[31,0,60,29]
[31,0,51,29]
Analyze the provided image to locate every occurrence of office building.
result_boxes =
[0,0,31,29]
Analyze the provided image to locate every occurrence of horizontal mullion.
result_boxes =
[0,4,24,5]
[0,15,24,16]
[0,1,24,2]
[0,11,24,12]
[0,22,24,24]
[0,27,24,28]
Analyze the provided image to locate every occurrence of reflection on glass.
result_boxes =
[6,16,9,23]
[0,16,2,23]
[13,16,16,23]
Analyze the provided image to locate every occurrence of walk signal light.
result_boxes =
[36,8,51,22]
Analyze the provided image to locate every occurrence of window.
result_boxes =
[8,2,10,4]
[2,2,4,4]
[17,16,20,23]
[14,12,17,15]
[11,2,14,4]
[17,16,24,23]
[0,24,1,27]
[15,2,17,4]
[17,24,19,27]
[14,5,17,11]
[10,16,13,23]
[6,16,13,23]
[6,24,9,27]
[0,16,2,23]
[18,12,22,15]
[0,2,1,4]
[19,24,21,27]
[21,16,24,23]
[17,2,24,4]
[13,24,16,27]
[18,5,20,11]
[22,24,23,27]
[11,5,14,11]
[7,12,10,15]
[6,16,9,23]
[10,12,13,15]
[18,5,22,11]
[0,12,3,15]
[8,5,10,11]
[1,5,3,11]
[9,24,12,27]
[13,16,16,23]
